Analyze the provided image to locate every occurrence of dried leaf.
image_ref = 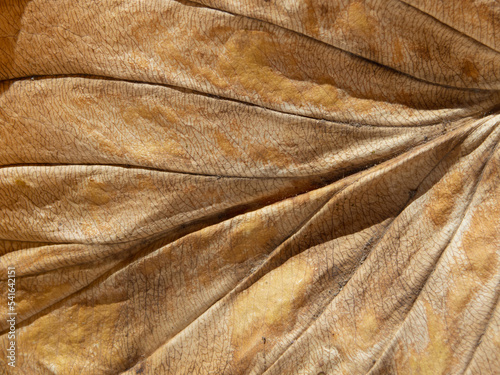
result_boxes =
[0,0,499,374]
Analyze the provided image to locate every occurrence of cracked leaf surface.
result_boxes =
[0,0,499,374]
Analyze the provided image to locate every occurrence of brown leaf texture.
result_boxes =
[0,0,499,374]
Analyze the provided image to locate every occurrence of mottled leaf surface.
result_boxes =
[0,0,499,374]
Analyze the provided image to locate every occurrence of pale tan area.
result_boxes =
[0,0,499,374]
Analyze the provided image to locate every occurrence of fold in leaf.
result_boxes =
[0,0,499,374]
[1,0,498,125]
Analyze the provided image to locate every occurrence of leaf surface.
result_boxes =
[0,0,499,374]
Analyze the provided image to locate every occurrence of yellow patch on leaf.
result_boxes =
[231,255,313,365]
